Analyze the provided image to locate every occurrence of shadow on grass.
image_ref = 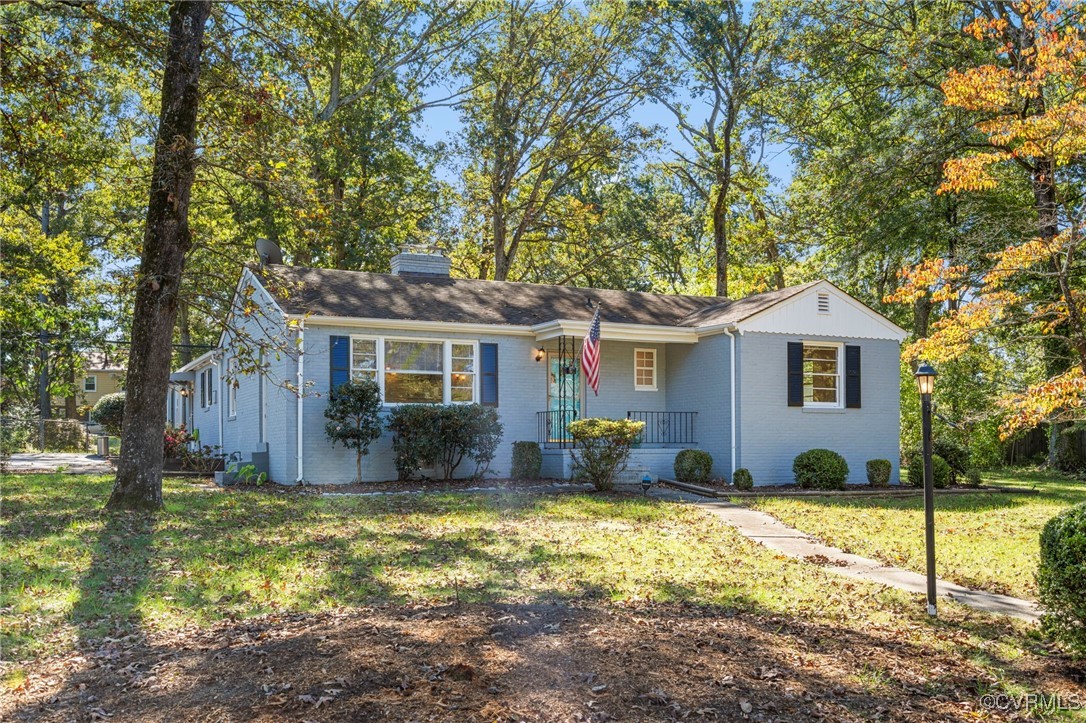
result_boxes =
[5,479,1085,721]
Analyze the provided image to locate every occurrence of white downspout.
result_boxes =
[215,360,223,449]
[295,319,305,484]
[723,327,737,476]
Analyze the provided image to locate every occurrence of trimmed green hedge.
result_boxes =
[511,441,543,480]
[674,449,713,484]
[905,452,951,489]
[1038,503,1086,656]
[866,459,892,488]
[733,468,754,491]
[90,393,125,437]
[793,449,849,490]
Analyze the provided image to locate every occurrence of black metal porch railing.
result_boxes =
[626,411,697,447]
[537,409,579,449]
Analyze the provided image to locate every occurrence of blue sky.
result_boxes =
[414,94,796,190]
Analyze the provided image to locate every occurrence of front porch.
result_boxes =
[536,409,699,481]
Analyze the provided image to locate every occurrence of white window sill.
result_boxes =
[801,406,845,413]
[634,386,658,392]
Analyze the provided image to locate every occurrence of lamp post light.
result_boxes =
[915,362,938,617]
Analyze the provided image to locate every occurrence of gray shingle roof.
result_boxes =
[253,264,819,329]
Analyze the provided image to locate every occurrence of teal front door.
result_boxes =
[547,354,580,442]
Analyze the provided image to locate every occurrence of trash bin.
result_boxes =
[96,435,110,457]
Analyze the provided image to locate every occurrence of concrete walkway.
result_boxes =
[652,487,1040,622]
[2,452,113,475]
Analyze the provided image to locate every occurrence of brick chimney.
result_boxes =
[389,244,451,278]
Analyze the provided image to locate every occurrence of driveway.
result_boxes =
[2,452,114,475]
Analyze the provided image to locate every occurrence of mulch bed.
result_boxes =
[4,602,1082,722]
[662,479,1040,499]
[230,478,586,496]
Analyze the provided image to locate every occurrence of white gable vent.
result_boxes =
[817,292,830,313]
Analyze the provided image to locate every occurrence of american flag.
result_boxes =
[581,306,601,396]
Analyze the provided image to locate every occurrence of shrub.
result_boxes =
[568,418,644,491]
[866,459,892,488]
[0,403,37,456]
[180,444,223,474]
[164,425,192,458]
[324,379,384,482]
[511,441,543,480]
[1038,503,1086,656]
[45,419,89,452]
[933,438,969,482]
[90,393,125,436]
[905,452,952,488]
[733,468,754,491]
[964,468,983,487]
[674,449,713,484]
[793,449,850,490]
[387,404,504,480]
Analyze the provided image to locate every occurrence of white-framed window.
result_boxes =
[450,343,477,402]
[83,376,97,393]
[634,348,657,391]
[227,358,238,418]
[802,342,842,407]
[350,336,478,405]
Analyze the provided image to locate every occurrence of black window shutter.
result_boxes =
[480,343,498,407]
[330,336,350,393]
[787,342,804,407]
[845,345,861,408]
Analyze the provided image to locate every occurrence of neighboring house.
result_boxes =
[170,248,907,486]
[54,352,125,419]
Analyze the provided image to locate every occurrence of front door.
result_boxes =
[547,353,580,443]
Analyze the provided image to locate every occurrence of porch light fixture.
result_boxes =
[535,347,545,362]
[914,362,938,617]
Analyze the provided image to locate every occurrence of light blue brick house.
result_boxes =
[167,248,907,486]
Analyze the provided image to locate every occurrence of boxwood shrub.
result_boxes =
[905,452,952,489]
[90,393,125,437]
[674,449,713,484]
[733,468,754,491]
[387,404,503,480]
[511,441,543,480]
[793,449,849,490]
[866,459,892,488]
[1038,503,1086,656]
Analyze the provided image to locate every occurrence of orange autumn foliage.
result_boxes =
[888,1,1086,439]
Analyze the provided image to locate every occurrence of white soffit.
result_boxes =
[735,282,907,341]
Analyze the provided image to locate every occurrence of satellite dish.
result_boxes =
[255,238,284,266]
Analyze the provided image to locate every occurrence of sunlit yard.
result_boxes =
[742,471,1086,601]
[3,473,926,663]
[6,473,1086,721]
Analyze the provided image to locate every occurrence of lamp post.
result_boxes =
[915,363,938,617]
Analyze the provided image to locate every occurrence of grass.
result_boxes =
[5,472,1081,720]
[3,474,921,662]
[741,469,1086,600]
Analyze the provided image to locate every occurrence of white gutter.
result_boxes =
[295,319,305,484]
[723,327,737,476]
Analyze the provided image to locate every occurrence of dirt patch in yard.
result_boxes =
[4,603,1083,722]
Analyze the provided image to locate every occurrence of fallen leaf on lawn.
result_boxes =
[740,699,753,714]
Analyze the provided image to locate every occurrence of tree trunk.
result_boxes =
[712,188,728,298]
[108,0,211,512]
[356,449,362,483]
[177,300,193,366]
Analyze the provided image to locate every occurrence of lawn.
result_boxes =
[2,474,1084,721]
[742,470,1086,601]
